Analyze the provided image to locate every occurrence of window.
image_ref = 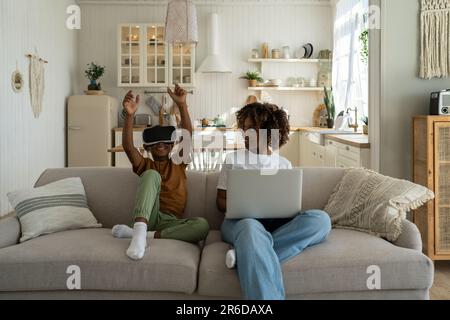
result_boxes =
[332,0,369,122]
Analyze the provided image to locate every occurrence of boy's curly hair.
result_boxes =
[236,102,290,148]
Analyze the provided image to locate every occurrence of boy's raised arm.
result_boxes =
[168,84,193,137]
[122,91,145,171]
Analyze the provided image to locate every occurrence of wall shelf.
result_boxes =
[248,58,331,63]
[248,87,326,91]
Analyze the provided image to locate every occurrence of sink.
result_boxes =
[306,130,358,146]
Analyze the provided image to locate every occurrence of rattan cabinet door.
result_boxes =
[435,122,450,255]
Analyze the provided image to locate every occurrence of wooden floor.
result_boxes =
[430,261,450,300]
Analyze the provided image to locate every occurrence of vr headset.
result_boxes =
[143,126,177,147]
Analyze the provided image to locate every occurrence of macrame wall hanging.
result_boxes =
[420,0,450,79]
[27,51,47,118]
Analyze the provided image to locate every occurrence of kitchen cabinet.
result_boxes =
[299,133,325,167]
[324,139,337,167]
[170,44,196,86]
[299,131,370,168]
[338,141,369,168]
[118,23,195,87]
[280,132,300,167]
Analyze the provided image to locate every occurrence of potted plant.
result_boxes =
[324,87,336,129]
[85,62,105,93]
[240,71,264,88]
[361,116,369,135]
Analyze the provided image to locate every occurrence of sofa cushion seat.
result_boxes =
[198,230,434,298]
[0,229,201,294]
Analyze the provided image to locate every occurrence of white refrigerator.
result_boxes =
[67,95,119,167]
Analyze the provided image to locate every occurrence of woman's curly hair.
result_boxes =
[236,102,290,148]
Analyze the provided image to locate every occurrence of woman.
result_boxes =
[216,102,331,300]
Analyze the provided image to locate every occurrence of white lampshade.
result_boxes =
[165,0,199,45]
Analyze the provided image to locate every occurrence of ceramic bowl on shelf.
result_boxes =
[269,79,283,86]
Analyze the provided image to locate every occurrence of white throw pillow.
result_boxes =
[324,168,434,242]
[7,177,102,243]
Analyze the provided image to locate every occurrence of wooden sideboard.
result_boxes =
[413,115,450,260]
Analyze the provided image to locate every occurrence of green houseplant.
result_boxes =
[240,71,264,87]
[85,62,105,91]
[324,87,336,128]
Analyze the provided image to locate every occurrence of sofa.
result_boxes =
[0,167,434,300]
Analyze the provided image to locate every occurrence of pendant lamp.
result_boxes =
[165,0,199,45]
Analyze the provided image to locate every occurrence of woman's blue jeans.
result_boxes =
[221,210,332,300]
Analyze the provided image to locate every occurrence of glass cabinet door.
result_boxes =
[120,25,142,85]
[145,25,168,86]
[170,44,195,86]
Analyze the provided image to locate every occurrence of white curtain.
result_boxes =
[332,0,368,119]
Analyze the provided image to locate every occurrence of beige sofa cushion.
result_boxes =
[0,229,200,294]
[198,230,434,298]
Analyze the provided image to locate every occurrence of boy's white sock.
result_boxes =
[112,225,134,238]
[226,249,237,269]
[112,225,156,239]
[126,222,148,261]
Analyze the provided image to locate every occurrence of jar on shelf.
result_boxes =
[282,46,291,59]
[261,43,269,59]
[272,49,281,59]
[251,49,260,59]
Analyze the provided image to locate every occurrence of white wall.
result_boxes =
[380,0,449,179]
[77,1,333,127]
[0,0,78,215]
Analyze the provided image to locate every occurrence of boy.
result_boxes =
[113,85,209,261]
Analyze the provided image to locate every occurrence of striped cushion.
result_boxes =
[7,178,102,243]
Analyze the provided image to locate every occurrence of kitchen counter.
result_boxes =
[111,127,370,149]
[293,127,336,133]
[114,127,302,132]
[325,134,370,149]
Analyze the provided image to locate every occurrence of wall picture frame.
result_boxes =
[11,70,24,93]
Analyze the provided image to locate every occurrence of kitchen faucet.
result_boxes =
[346,108,359,133]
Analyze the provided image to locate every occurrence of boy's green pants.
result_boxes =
[132,170,209,243]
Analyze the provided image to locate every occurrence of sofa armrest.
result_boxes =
[393,219,422,251]
[0,212,20,249]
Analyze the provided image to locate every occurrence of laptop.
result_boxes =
[226,169,303,219]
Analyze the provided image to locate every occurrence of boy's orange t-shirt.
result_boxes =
[134,158,188,219]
